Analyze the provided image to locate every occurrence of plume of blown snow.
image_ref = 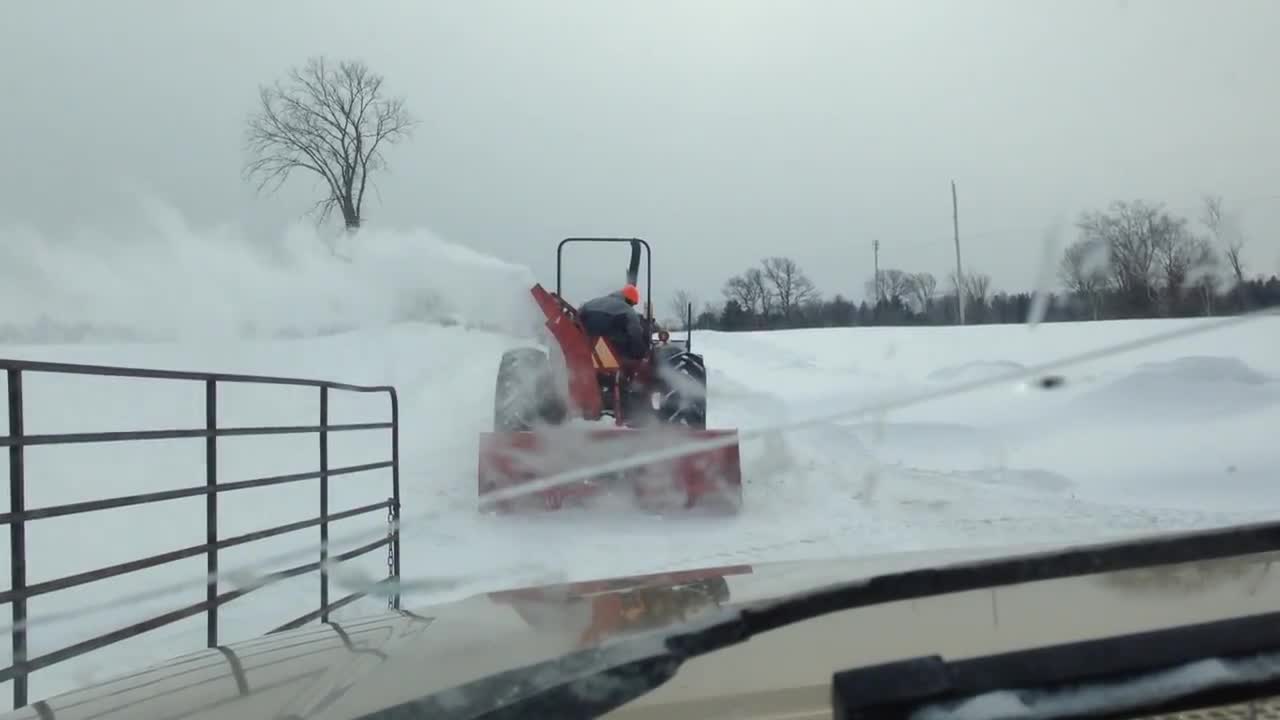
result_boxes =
[0,199,542,344]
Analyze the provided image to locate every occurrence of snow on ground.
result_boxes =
[442,315,1280,592]
[1,206,1278,701]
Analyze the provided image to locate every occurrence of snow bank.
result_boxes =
[1066,355,1279,420]
[0,198,542,344]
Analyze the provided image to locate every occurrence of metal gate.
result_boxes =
[0,358,401,709]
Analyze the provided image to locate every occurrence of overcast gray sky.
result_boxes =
[4,0,1279,307]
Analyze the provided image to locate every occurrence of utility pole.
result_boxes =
[872,238,881,324]
[873,238,881,302]
[952,180,965,325]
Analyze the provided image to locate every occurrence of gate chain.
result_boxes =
[386,499,397,610]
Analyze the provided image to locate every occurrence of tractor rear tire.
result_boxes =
[493,347,566,431]
[654,351,707,430]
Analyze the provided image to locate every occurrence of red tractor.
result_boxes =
[477,238,742,514]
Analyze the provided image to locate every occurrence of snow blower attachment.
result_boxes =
[478,238,743,514]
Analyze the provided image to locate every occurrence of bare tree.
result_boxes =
[761,257,817,318]
[1076,200,1164,308]
[1187,240,1220,315]
[963,272,991,306]
[905,272,938,314]
[865,268,914,306]
[949,270,991,319]
[245,56,416,232]
[1224,239,1246,287]
[696,302,721,329]
[1202,194,1246,288]
[1059,238,1110,319]
[667,289,696,328]
[723,272,762,316]
[746,267,774,318]
[1153,220,1216,314]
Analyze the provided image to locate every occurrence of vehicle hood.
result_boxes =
[7,540,1279,720]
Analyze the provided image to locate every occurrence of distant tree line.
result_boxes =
[664,195,1279,331]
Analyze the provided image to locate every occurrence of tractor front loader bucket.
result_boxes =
[478,425,742,515]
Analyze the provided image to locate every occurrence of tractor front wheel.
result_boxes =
[652,351,707,429]
[493,347,567,431]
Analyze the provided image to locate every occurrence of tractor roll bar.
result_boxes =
[556,237,654,324]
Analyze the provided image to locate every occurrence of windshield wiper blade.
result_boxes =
[362,517,1280,720]
[742,517,1280,638]
[832,609,1280,720]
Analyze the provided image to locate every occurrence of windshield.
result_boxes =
[1,1,1278,719]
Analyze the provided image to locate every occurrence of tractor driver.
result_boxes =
[579,284,650,361]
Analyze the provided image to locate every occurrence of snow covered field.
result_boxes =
[2,211,1278,701]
